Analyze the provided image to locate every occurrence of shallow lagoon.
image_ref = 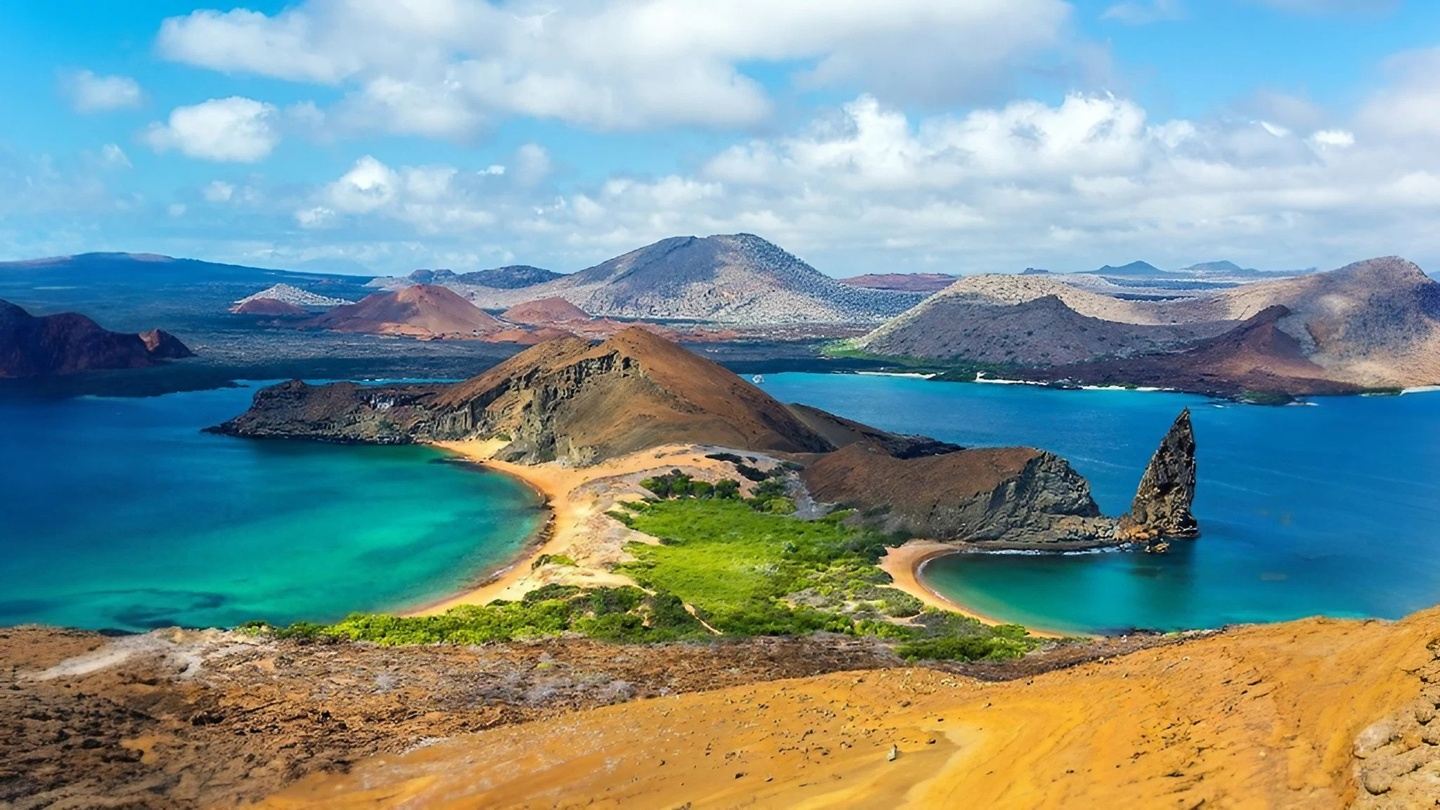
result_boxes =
[760,373,1440,634]
[0,384,543,631]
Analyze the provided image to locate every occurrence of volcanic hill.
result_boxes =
[300,284,508,340]
[412,234,920,325]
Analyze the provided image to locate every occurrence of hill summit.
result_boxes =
[422,234,921,325]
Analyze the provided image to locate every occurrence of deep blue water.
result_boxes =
[0,385,543,632]
[760,373,1440,634]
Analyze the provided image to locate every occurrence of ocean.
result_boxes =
[0,384,543,631]
[759,373,1440,635]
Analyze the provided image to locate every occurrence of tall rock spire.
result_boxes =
[1117,409,1199,544]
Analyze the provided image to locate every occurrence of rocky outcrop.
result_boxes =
[800,408,1200,549]
[0,299,193,378]
[1116,409,1199,543]
[802,441,1115,547]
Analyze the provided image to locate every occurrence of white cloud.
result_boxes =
[1357,47,1440,140]
[1310,129,1355,148]
[304,155,504,233]
[62,69,142,113]
[157,0,1074,134]
[97,144,131,169]
[1102,0,1187,25]
[203,180,235,202]
[143,97,280,162]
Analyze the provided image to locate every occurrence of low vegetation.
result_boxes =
[248,467,1042,662]
[614,496,1038,660]
[240,584,706,646]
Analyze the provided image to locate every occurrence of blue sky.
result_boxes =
[2,0,1438,276]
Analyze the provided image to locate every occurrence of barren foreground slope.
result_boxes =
[265,608,1440,808]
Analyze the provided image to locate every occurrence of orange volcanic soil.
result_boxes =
[264,608,1440,808]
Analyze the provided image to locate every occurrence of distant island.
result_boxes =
[0,299,192,378]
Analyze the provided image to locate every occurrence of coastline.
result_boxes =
[879,541,1070,639]
[403,441,745,615]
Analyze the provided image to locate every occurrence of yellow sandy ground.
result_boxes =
[263,607,1440,808]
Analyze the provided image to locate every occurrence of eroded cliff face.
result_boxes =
[801,442,1115,548]
[800,408,1199,549]
[1116,409,1199,543]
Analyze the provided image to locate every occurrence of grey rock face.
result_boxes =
[1117,409,1199,542]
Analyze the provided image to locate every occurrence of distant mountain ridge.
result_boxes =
[408,265,560,289]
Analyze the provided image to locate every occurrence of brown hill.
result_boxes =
[303,284,506,339]
[0,299,193,378]
[501,297,589,324]
[231,297,308,317]
[218,327,834,464]
[857,293,1210,366]
[839,273,956,293]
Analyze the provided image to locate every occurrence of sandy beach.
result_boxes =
[880,542,1068,639]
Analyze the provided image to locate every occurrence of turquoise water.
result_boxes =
[0,385,543,631]
[760,373,1440,635]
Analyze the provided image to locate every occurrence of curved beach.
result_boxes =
[880,541,1070,639]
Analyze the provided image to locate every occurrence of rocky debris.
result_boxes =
[1351,636,1440,806]
[1116,410,1199,544]
[231,282,351,310]
[0,299,194,378]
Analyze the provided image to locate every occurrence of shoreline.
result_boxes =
[879,541,1072,639]
[402,442,744,616]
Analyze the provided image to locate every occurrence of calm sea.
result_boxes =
[0,384,542,631]
[760,373,1440,635]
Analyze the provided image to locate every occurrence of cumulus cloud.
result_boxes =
[157,0,1074,134]
[299,154,507,232]
[62,69,142,113]
[143,97,280,162]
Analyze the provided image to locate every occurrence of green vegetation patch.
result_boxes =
[241,584,707,646]
[615,498,1039,660]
